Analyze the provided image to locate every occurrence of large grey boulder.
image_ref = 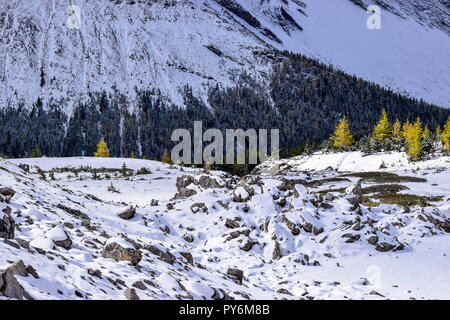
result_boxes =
[7,260,28,277]
[0,268,32,300]
[102,239,142,266]
[0,187,15,203]
[0,211,15,240]
[124,288,140,300]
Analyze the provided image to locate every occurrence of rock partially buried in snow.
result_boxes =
[102,237,142,266]
[183,281,215,299]
[367,235,379,245]
[190,202,208,214]
[232,183,254,203]
[345,179,363,205]
[0,268,32,300]
[0,211,15,240]
[144,244,176,265]
[226,268,244,285]
[294,184,309,199]
[0,187,15,203]
[174,175,198,199]
[30,237,55,252]
[197,175,221,189]
[124,288,140,300]
[118,206,136,220]
[7,260,28,277]
[45,226,72,250]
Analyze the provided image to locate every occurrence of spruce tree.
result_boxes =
[332,116,355,149]
[30,144,41,158]
[94,139,109,158]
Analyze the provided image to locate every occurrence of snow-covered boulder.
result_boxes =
[45,226,72,250]
[232,183,254,203]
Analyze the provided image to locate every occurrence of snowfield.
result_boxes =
[0,152,449,300]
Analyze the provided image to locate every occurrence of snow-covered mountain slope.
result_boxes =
[239,0,450,107]
[1,153,450,300]
[0,0,449,112]
[0,0,274,112]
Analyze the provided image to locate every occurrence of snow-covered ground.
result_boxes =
[0,152,449,300]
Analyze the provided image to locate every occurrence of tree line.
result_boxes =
[1,51,449,170]
[330,110,450,161]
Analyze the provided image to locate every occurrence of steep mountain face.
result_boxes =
[0,0,274,112]
[0,0,449,112]
[349,0,449,35]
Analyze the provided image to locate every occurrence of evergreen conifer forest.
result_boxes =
[1,53,448,163]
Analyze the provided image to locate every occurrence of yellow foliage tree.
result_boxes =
[402,120,413,144]
[332,116,355,149]
[372,109,392,142]
[392,118,402,141]
[423,125,431,140]
[435,125,442,142]
[94,139,109,158]
[408,117,423,161]
[443,117,450,153]
[130,152,137,159]
[161,149,173,164]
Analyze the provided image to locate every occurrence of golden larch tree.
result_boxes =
[372,109,392,142]
[161,149,173,164]
[94,139,109,158]
[408,117,423,161]
[423,125,431,140]
[402,120,413,144]
[435,125,442,142]
[392,118,402,141]
[443,117,450,153]
[332,116,355,149]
